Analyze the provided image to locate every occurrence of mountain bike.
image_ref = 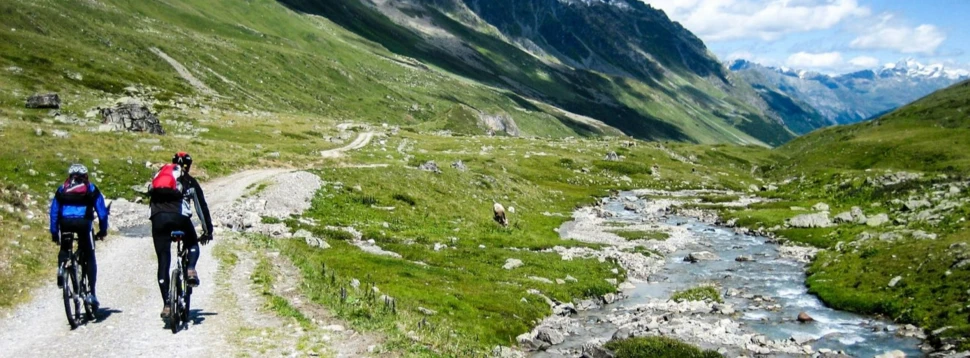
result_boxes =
[60,231,95,329]
[167,230,193,333]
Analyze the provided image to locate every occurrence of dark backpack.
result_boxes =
[150,164,184,201]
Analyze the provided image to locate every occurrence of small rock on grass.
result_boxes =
[503,258,523,270]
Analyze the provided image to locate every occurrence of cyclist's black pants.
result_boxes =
[150,213,200,304]
[58,220,97,296]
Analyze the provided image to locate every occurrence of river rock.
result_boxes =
[790,333,816,345]
[536,327,565,345]
[874,350,906,358]
[684,251,718,263]
[516,333,545,351]
[581,345,615,358]
[866,213,890,227]
[612,328,633,340]
[100,99,165,134]
[797,312,814,323]
[897,324,926,339]
[735,255,753,262]
[788,212,832,228]
[492,346,526,358]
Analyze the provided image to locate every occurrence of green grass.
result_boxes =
[604,337,722,358]
[670,286,723,303]
[608,230,670,241]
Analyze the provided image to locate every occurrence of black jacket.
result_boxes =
[149,174,213,235]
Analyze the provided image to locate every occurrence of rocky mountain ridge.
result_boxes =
[730,59,969,130]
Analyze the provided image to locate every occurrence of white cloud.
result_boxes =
[644,0,870,42]
[786,51,843,69]
[849,14,946,54]
[848,56,879,68]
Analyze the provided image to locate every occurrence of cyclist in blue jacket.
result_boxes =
[49,164,109,309]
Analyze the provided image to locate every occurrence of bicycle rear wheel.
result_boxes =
[168,268,181,333]
[80,265,94,321]
[62,267,79,329]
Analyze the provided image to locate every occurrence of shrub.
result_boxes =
[604,337,722,358]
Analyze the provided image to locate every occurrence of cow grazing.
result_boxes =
[493,203,508,227]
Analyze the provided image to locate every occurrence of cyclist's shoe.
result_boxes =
[160,304,172,319]
[85,294,100,310]
[187,269,200,287]
[56,266,64,288]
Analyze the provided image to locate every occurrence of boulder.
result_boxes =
[516,333,545,352]
[25,93,60,109]
[788,212,832,228]
[492,346,526,358]
[684,251,719,263]
[100,100,165,134]
[797,312,814,323]
[833,211,855,224]
[851,206,867,223]
[866,214,890,227]
[888,276,902,288]
[612,328,633,340]
[502,258,523,270]
[535,327,565,345]
[418,161,441,174]
[604,151,619,161]
[581,345,615,358]
[903,200,931,212]
[812,202,830,212]
[874,350,906,358]
[451,160,468,172]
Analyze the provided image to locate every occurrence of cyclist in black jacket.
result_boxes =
[148,152,213,319]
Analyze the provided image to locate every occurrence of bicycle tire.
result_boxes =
[62,268,78,329]
[168,268,181,333]
[80,265,94,321]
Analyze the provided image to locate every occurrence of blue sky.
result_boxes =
[643,0,970,74]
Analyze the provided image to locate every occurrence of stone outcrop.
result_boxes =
[26,93,61,109]
[100,99,165,134]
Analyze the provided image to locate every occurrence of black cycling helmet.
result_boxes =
[173,152,193,172]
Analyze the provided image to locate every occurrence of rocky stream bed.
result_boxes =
[513,191,929,358]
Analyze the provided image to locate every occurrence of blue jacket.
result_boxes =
[49,183,109,234]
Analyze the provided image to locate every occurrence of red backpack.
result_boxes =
[150,164,184,200]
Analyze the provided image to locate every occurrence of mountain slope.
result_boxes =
[730,59,968,132]
[777,79,970,174]
[278,0,795,146]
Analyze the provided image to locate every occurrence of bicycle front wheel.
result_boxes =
[168,268,181,333]
[62,268,79,329]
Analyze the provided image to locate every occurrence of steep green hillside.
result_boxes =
[778,79,970,174]
[0,0,619,139]
[277,0,795,146]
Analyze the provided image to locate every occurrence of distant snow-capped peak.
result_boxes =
[881,59,968,80]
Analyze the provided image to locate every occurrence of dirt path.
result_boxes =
[0,169,333,357]
[321,132,377,158]
[149,47,218,96]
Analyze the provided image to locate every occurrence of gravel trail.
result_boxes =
[321,132,376,158]
[0,169,297,357]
